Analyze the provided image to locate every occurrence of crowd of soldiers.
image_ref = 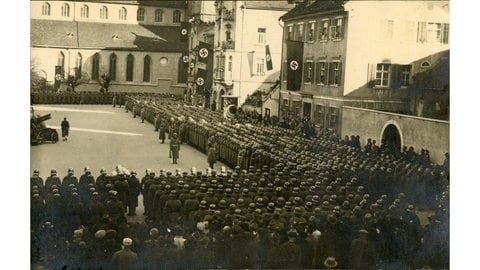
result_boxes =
[30,95,449,269]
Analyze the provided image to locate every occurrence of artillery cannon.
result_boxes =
[31,113,59,145]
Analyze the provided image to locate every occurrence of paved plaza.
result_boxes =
[31,104,229,222]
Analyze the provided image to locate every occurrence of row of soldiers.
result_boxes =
[31,162,448,269]
[122,95,448,206]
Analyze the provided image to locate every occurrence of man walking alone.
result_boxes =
[61,117,70,141]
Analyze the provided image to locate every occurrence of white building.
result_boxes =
[211,0,293,110]
[30,0,188,93]
[271,0,449,163]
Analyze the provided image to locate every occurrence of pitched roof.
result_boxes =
[31,19,187,52]
[280,0,346,21]
[75,0,187,8]
[244,1,294,11]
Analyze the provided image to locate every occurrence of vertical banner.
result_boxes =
[54,65,62,89]
[180,22,191,43]
[181,49,190,68]
[286,40,304,91]
[195,68,207,94]
[198,41,212,64]
[266,44,273,71]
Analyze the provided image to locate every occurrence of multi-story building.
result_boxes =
[272,0,449,163]
[185,0,216,105]
[210,0,293,110]
[31,0,188,93]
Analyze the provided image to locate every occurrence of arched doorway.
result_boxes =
[381,124,401,153]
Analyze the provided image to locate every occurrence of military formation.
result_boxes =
[30,94,449,269]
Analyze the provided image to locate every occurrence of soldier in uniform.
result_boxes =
[153,113,160,131]
[79,167,95,203]
[31,170,44,197]
[159,120,167,144]
[207,144,217,169]
[61,117,70,141]
[127,171,140,216]
[62,168,78,195]
[170,133,181,164]
[141,107,146,123]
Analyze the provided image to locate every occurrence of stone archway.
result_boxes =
[380,122,402,153]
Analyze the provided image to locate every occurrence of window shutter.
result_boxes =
[324,62,329,85]
[417,22,426,43]
[337,62,343,86]
[367,63,375,88]
[328,62,335,85]
[390,64,401,89]
[339,17,344,39]
[442,23,449,44]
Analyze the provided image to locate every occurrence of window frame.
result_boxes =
[400,65,411,87]
[375,63,391,88]
[287,25,293,40]
[143,55,151,82]
[256,58,265,76]
[307,21,316,43]
[91,53,100,81]
[319,19,329,41]
[257,28,266,44]
[304,60,314,84]
[100,6,108,19]
[155,9,163,23]
[329,61,342,86]
[118,7,127,21]
[315,61,327,85]
[126,54,134,82]
[61,3,70,17]
[329,17,343,41]
[173,10,181,23]
[109,53,117,81]
[137,8,145,21]
[80,4,89,18]
[42,2,51,16]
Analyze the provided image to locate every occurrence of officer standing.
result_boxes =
[127,170,140,216]
[61,117,70,141]
[170,133,181,164]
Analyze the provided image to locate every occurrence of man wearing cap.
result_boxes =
[140,169,155,216]
[79,167,95,202]
[111,238,138,270]
[159,119,167,144]
[61,117,70,141]
[61,168,79,196]
[349,229,375,269]
[170,133,181,164]
[31,170,44,197]
[207,143,217,169]
[126,171,140,216]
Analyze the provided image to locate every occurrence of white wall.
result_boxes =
[31,1,185,26]
[231,7,286,105]
[343,1,449,95]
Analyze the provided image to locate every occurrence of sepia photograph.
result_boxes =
[26,0,453,269]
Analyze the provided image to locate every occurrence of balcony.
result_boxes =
[221,40,235,50]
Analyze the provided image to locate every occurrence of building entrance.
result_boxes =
[303,102,311,120]
[382,124,401,153]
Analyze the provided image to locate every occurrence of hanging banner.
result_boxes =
[198,41,212,64]
[54,65,62,89]
[180,22,191,43]
[286,40,304,91]
[195,68,207,93]
[266,44,273,71]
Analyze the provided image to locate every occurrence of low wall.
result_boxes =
[341,106,449,164]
